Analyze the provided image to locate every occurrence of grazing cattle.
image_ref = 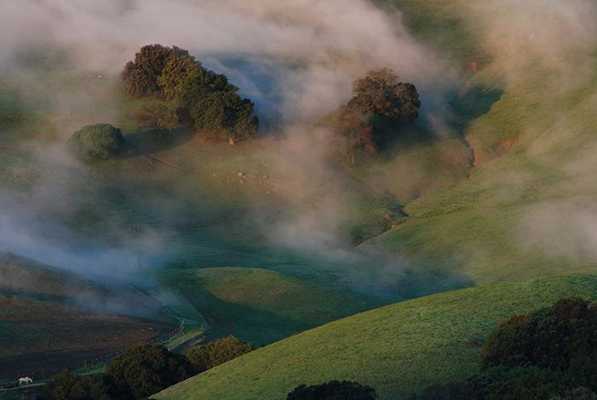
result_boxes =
[18,377,33,385]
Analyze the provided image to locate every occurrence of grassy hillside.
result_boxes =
[155,274,597,400]
[158,267,380,346]
[361,0,597,283]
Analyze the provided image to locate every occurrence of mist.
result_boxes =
[8,0,593,305]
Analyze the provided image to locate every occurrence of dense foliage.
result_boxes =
[415,367,584,400]
[482,297,597,376]
[122,45,190,98]
[186,336,253,374]
[287,381,377,400]
[122,44,258,141]
[415,298,597,400]
[334,68,421,163]
[106,345,194,399]
[68,124,126,160]
[42,371,114,400]
[41,337,253,400]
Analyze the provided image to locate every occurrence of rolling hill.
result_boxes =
[158,267,380,346]
[358,0,597,283]
[155,274,597,400]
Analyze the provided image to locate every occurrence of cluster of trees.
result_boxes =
[415,297,597,399]
[42,336,253,400]
[332,68,421,164]
[122,44,258,142]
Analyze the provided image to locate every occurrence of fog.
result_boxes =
[2,0,596,310]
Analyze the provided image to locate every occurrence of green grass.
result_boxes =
[155,274,597,400]
[356,0,597,285]
[158,267,380,345]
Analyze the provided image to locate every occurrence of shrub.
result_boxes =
[416,298,597,399]
[42,371,114,400]
[68,124,126,160]
[106,345,194,399]
[415,367,575,400]
[185,336,253,374]
[481,297,597,387]
[287,381,377,400]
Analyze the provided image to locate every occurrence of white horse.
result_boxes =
[18,377,33,385]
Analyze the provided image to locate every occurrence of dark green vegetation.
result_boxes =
[415,298,597,399]
[42,371,114,400]
[415,367,594,400]
[186,336,253,374]
[154,275,597,400]
[122,44,258,141]
[41,338,250,400]
[482,298,597,374]
[68,124,126,160]
[288,381,377,400]
[107,345,193,399]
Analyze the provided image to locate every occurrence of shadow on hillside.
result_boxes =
[379,84,503,158]
[446,85,503,133]
[178,286,332,346]
[121,127,195,158]
[343,246,475,301]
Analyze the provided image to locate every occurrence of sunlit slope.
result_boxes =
[368,0,597,282]
[158,267,379,345]
[155,274,597,400]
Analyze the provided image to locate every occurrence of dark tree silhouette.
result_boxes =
[287,381,377,400]
[186,336,253,374]
[334,68,421,163]
[106,345,194,399]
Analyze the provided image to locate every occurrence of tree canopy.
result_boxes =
[106,345,194,399]
[68,123,126,161]
[186,336,253,374]
[334,68,421,163]
[122,44,258,141]
[415,298,597,400]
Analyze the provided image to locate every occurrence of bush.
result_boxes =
[106,345,194,399]
[481,297,597,386]
[415,298,597,399]
[287,381,377,400]
[42,371,114,400]
[122,44,258,141]
[185,336,253,374]
[68,124,126,160]
[415,367,576,400]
